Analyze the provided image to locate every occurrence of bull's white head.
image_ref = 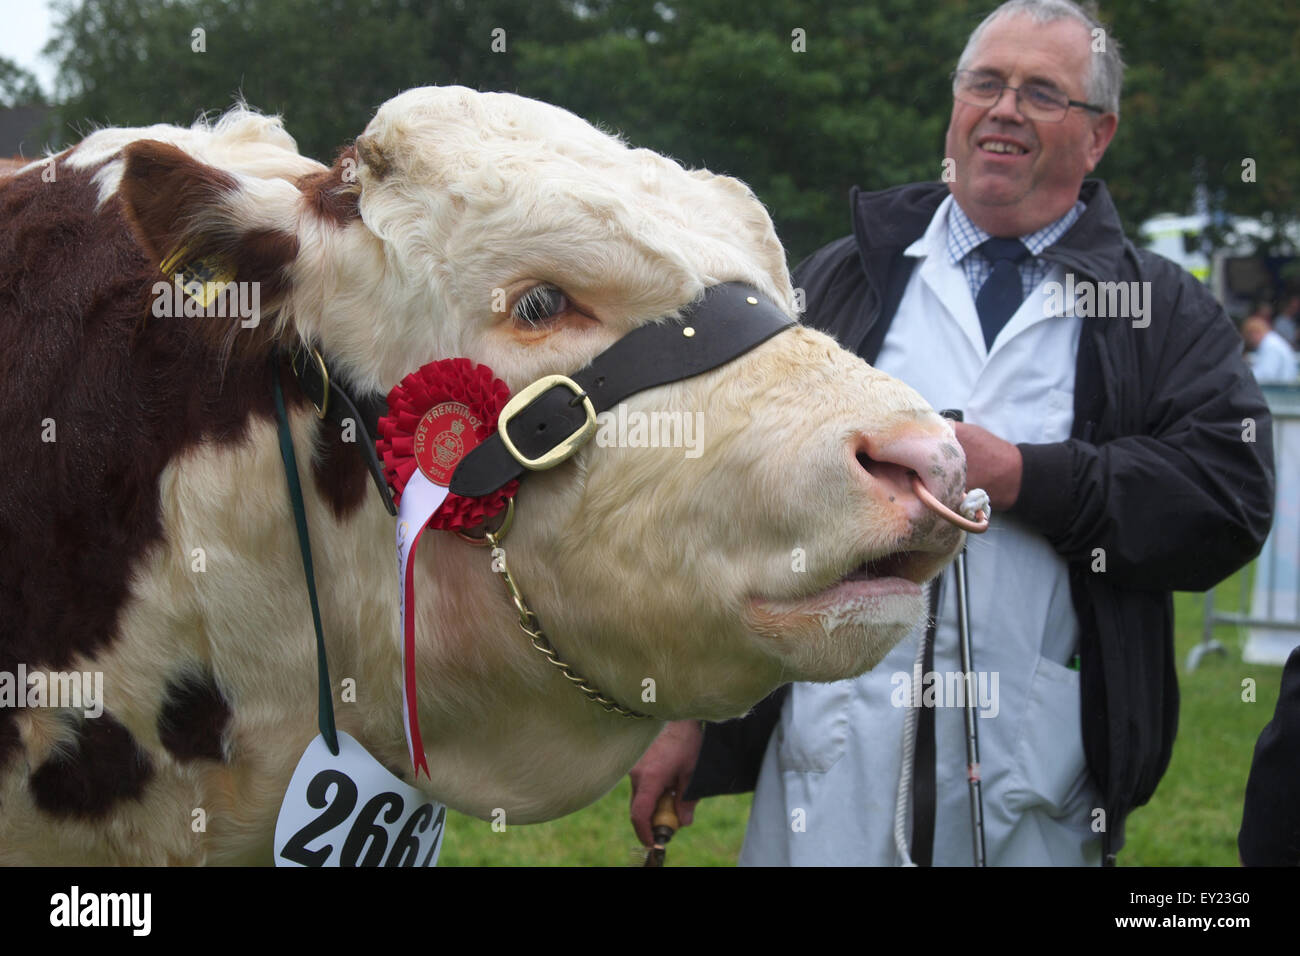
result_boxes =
[114,87,967,822]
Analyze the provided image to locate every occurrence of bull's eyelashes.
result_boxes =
[511,283,571,331]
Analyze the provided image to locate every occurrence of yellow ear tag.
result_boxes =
[159,244,236,308]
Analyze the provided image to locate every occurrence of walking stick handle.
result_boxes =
[643,791,680,867]
[652,791,680,832]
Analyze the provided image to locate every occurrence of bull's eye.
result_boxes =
[512,284,570,329]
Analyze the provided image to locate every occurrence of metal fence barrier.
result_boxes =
[1190,384,1300,670]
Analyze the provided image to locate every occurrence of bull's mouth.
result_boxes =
[840,549,930,586]
[791,549,930,607]
[750,546,939,619]
[742,543,948,678]
[737,545,934,683]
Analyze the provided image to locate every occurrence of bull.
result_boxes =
[0,87,969,864]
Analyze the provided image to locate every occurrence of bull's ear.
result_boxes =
[118,139,300,354]
[354,134,392,181]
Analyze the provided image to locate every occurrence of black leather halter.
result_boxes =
[453,282,794,496]
[287,282,795,508]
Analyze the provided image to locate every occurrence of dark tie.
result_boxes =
[974,238,1031,349]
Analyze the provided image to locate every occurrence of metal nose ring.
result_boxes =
[910,474,990,533]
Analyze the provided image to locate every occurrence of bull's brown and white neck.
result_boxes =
[267,407,666,825]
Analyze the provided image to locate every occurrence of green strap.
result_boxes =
[271,356,340,755]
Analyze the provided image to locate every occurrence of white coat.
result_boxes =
[740,196,1104,866]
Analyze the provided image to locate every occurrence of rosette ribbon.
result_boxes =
[376,358,516,777]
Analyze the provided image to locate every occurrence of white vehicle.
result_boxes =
[1139,212,1300,316]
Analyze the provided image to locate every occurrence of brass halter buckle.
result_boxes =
[496,374,597,470]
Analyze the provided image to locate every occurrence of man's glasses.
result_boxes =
[951,70,1106,122]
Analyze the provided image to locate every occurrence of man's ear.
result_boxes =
[1085,113,1119,172]
[118,139,301,354]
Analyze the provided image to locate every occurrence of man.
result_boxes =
[1242,314,1298,383]
[1273,295,1299,348]
[629,0,1274,865]
[1239,646,1300,866]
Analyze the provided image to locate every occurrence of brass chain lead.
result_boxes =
[485,522,653,720]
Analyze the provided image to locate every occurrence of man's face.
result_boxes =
[945,13,1118,237]
[1242,318,1269,351]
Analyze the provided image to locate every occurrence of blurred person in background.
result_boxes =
[1242,314,1298,383]
[1272,294,1299,348]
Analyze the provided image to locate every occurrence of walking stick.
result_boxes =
[940,409,987,866]
[893,411,991,868]
[642,792,680,867]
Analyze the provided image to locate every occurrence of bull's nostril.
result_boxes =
[856,449,917,504]
[855,431,975,533]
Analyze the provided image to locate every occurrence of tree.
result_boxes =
[42,0,1300,264]
[1104,0,1300,246]
[45,0,598,161]
[514,0,975,260]
[0,57,46,108]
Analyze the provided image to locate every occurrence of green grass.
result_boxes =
[1123,568,1285,866]
[439,786,753,867]
[439,567,1287,866]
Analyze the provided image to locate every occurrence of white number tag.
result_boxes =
[274,731,447,867]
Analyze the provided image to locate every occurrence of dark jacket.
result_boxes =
[1239,646,1300,866]
[688,180,1276,863]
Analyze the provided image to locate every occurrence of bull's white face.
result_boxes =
[293,87,966,720]
[519,335,965,719]
[61,85,970,832]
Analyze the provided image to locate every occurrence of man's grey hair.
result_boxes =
[956,0,1124,117]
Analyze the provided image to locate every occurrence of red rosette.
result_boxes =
[376,358,517,531]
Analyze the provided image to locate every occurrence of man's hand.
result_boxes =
[952,421,1023,511]
[629,719,703,847]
